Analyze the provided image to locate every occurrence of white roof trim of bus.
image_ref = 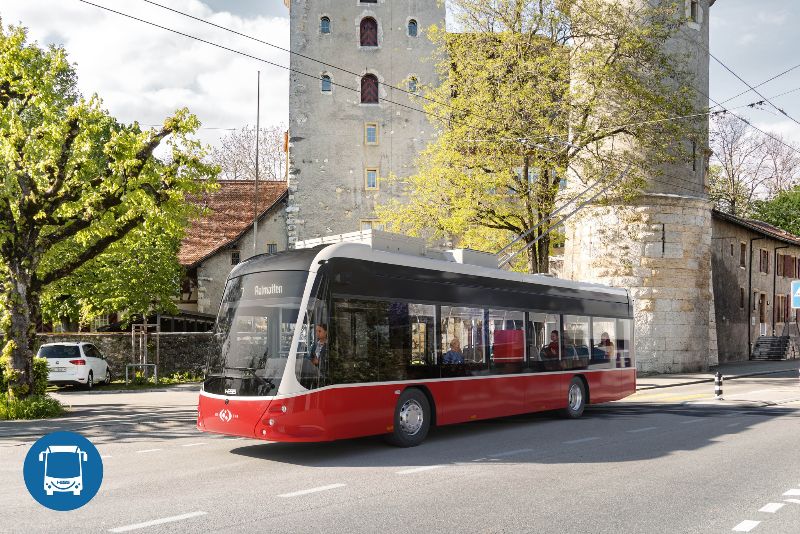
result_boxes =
[311,242,628,299]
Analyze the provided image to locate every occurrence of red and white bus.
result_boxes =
[197,232,635,446]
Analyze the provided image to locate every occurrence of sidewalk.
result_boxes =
[636,359,800,390]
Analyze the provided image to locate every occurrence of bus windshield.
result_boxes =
[47,452,81,478]
[205,271,308,397]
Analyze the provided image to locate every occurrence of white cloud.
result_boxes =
[737,33,756,46]
[756,11,788,26]
[1,0,290,147]
[753,119,800,146]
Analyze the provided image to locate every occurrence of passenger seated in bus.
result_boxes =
[596,332,615,359]
[309,323,328,367]
[540,330,559,359]
[443,338,465,364]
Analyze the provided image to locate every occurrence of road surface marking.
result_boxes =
[181,443,207,447]
[278,484,346,498]
[101,455,112,459]
[489,448,533,458]
[731,520,760,532]
[626,427,657,433]
[136,449,162,454]
[758,503,784,513]
[727,422,742,427]
[784,498,800,504]
[680,418,703,424]
[109,511,207,532]
[783,489,800,496]
[397,465,445,475]
[563,437,600,445]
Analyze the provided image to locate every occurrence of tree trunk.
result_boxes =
[2,261,37,397]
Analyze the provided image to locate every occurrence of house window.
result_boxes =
[408,19,418,37]
[408,76,418,93]
[361,74,379,103]
[365,168,379,190]
[231,250,240,265]
[320,16,330,34]
[730,243,734,256]
[739,287,744,309]
[365,122,378,145]
[690,0,699,22]
[321,74,332,93]
[267,243,277,255]
[360,219,383,232]
[360,17,378,47]
[778,254,784,277]
[759,249,769,274]
[740,242,746,268]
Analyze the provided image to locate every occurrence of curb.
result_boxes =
[636,367,798,391]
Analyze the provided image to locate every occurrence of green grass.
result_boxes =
[45,372,203,392]
[0,393,65,420]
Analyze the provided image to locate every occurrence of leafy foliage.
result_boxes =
[377,0,700,272]
[0,24,217,395]
[750,188,800,237]
[0,393,64,420]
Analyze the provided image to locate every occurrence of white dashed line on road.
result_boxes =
[181,443,207,447]
[680,418,703,424]
[136,449,162,454]
[101,455,112,459]
[489,448,533,458]
[727,422,742,427]
[562,437,600,445]
[627,427,657,433]
[397,465,445,475]
[278,484,346,498]
[783,489,800,496]
[784,498,800,504]
[758,503,784,513]
[731,520,760,532]
[109,511,207,532]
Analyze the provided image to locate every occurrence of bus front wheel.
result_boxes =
[386,388,430,447]
[562,377,586,419]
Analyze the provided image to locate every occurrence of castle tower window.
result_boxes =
[361,74,379,103]
[231,250,240,265]
[320,16,330,34]
[365,122,379,144]
[690,0,699,22]
[321,74,332,93]
[408,76,418,93]
[408,19,418,37]
[360,17,378,47]
[365,168,379,190]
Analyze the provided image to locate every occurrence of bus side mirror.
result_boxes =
[82,451,88,461]
[38,452,44,462]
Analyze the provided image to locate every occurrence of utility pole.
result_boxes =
[253,70,261,255]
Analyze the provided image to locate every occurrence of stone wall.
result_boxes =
[563,194,717,374]
[37,332,214,377]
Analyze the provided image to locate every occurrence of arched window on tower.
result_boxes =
[320,16,330,34]
[321,75,332,93]
[360,17,378,47]
[408,19,418,37]
[361,74,379,103]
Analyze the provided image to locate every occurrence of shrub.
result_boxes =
[0,393,65,420]
[31,357,49,396]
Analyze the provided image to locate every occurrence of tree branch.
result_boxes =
[44,117,81,197]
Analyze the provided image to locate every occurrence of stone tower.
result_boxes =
[562,0,718,374]
[285,0,445,246]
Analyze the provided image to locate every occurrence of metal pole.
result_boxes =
[253,70,260,254]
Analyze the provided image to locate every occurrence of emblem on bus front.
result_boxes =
[218,409,233,423]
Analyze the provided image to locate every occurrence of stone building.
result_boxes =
[285,0,445,246]
[562,0,717,374]
[711,210,800,363]
[178,180,288,314]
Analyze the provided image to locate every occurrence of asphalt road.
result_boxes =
[2,372,800,533]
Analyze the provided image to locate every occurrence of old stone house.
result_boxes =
[178,180,289,315]
[712,210,800,363]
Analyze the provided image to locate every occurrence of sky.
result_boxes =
[1,0,799,149]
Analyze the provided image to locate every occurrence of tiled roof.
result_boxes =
[179,180,288,267]
[712,209,800,246]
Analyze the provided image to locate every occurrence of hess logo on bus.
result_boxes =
[216,409,238,423]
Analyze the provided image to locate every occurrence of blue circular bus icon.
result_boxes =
[23,431,103,511]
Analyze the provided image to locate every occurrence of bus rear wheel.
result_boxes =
[562,377,586,419]
[386,388,430,447]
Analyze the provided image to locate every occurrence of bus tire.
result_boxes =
[562,377,586,419]
[386,388,430,447]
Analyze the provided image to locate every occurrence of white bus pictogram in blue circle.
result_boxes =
[23,431,103,511]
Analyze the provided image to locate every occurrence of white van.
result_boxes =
[39,342,112,390]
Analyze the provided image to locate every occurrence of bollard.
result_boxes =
[714,372,723,400]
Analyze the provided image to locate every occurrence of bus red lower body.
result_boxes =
[197,370,635,442]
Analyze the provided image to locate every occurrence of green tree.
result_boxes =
[377,0,699,272]
[0,25,216,397]
[751,187,800,237]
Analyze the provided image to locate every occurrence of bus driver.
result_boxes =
[310,324,328,367]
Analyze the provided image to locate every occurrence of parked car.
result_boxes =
[38,343,112,390]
